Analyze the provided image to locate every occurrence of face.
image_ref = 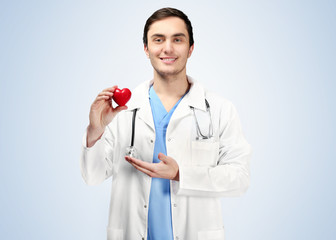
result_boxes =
[144,17,194,78]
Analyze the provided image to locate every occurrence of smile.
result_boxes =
[160,57,177,63]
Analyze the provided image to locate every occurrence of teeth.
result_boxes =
[162,58,175,61]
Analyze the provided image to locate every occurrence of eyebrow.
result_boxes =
[151,33,187,39]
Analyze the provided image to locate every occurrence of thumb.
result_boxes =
[158,153,168,163]
[114,105,128,113]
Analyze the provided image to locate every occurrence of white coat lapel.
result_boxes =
[127,80,155,131]
[137,103,155,130]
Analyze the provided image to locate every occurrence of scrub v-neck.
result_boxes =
[147,85,185,240]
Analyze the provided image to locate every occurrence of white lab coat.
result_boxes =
[80,77,251,240]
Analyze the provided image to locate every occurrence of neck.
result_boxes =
[152,71,190,98]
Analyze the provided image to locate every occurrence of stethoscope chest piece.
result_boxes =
[125,146,139,158]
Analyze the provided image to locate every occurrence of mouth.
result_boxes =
[160,57,177,64]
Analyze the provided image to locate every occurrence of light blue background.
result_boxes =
[1,0,335,239]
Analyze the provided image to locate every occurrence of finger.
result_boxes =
[98,91,114,97]
[103,85,118,93]
[125,157,155,177]
[92,97,108,107]
[126,156,156,172]
[92,96,112,106]
[132,162,154,177]
[95,95,110,102]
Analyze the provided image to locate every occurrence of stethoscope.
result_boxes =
[190,99,213,140]
[125,99,213,158]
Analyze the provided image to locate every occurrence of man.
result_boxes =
[81,7,251,240]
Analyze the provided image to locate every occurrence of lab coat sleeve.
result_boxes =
[80,124,115,186]
[174,102,252,197]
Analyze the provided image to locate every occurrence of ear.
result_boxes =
[144,44,149,58]
[188,44,194,58]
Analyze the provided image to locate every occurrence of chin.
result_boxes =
[157,71,180,78]
[155,67,185,77]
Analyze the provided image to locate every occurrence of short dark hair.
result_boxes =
[143,7,194,47]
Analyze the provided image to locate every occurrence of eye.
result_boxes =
[174,38,182,43]
[154,38,163,43]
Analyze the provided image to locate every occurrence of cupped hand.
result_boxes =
[125,153,179,181]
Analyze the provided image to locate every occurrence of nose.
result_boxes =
[163,40,173,54]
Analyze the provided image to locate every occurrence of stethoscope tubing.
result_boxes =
[129,99,213,148]
[190,99,213,140]
[130,108,138,147]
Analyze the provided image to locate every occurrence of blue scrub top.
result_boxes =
[147,86,185,240]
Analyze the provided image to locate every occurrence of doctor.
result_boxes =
[81,7,251,240]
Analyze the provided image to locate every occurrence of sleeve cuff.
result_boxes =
[82,129,106,150]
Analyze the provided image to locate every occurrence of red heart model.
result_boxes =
[112,88,132,106]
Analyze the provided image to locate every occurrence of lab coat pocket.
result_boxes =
[191,141,219,166]
[198,228,225,240]
[107,228,123,240]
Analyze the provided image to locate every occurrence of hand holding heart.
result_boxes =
[87,86,131,147]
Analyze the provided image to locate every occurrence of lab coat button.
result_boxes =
[168,138,172,142]
[173,203,177,207]
[150,139,154,143]
[144,205,147,208]
[142,238,145,240]
[175,236,179,240]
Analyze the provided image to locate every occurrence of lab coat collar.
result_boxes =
[167,76,207,125]
[126,79,153,111]
[126,76,207,129]
[184,76,207,111]
[126,79,155,130]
